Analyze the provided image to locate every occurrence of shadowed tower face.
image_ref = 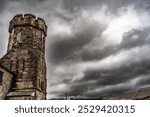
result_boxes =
[0,14,47,100]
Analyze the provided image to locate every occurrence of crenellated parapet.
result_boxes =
[9,14,47,36]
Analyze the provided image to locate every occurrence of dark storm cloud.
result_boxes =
[0,0,46,12]
[47,0,150,98]
[50,36,90,63]
[63,0,140,12]
[49,22,98,63]
[137,76,150,86]
[81,27,150,61]
[88,59,150,85]
[120,28,150,49]
[81,45,117,61]
[62,59,150,97]
[48,8,107,64]
[0,0,7,12]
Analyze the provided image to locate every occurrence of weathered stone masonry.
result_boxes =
[0,14,47,100]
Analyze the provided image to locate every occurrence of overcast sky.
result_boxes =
[0,0,150,99]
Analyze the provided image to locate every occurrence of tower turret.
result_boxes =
[7,14,47,52]
[0,14,47,100]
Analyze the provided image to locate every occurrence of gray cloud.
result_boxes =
[62,58,150,97]
[48,15,104,63]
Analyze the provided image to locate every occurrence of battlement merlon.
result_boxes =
[9,14,47,36]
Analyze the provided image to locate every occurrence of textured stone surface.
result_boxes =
[0,14,47,100]
[0,66,13,99]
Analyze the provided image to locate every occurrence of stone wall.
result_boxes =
[0,14,47,100]
[0,66,13,99]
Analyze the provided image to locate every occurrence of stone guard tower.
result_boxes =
[0,14,47,99]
